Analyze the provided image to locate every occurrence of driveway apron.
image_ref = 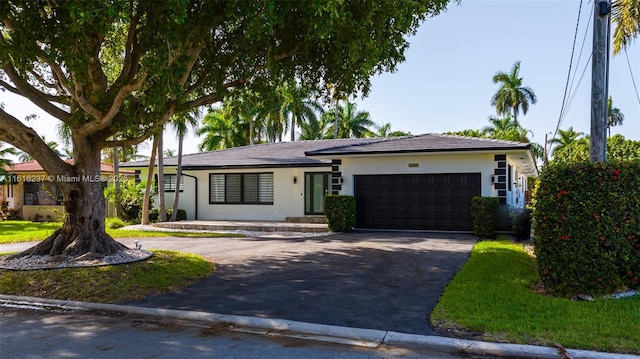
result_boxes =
[124,231,476,335]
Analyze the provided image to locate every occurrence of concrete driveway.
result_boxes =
[122,231,476,335]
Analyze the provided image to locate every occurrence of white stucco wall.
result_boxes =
[130,150,534,221]
[137,166,330,221]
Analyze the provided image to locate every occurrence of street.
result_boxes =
[0,307,484,359]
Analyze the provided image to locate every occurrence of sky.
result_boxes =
[2,0,639,159]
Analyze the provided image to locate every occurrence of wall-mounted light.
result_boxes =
[293,176,297,184]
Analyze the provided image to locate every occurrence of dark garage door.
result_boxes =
[354,173,481,231]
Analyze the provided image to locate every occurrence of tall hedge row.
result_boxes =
[532,161,640,297]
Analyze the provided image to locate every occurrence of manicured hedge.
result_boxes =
[324,195,356,232]
[532,161,640,297]
[471,197,499,239]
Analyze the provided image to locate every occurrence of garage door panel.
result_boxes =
[354,173,481,231]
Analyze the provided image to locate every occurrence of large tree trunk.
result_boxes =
[10,147,126,260]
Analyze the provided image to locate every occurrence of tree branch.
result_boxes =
[2,64,71,122]
[0,108,72,177]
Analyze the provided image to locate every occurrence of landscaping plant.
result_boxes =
[532,161,640,297]
[470,197,499,239]
[324,195,356,232]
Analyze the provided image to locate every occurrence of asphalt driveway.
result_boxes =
[123,231,476,335]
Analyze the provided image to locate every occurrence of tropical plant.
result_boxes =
[281,82,324,141]
[0,0,453,259]
[197,107,250,151]
[491,61,537,127]
[376,122,411,137]
[0,142,16,176]
[169,108,199,222]
[549,127,585,155]
[321,101,377,139]
[612,0,640,55]
[550,135,640,164]
[445,129,487,138]
[607,96,625,137]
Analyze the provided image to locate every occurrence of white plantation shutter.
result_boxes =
[209,174,225,202]
[259,173,274,203]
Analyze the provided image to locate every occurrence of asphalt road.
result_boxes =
[0,307,481,359]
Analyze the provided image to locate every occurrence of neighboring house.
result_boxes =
[1,161,132,221]
[122,134,537,231]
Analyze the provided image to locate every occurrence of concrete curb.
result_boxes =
[1,295,637,359]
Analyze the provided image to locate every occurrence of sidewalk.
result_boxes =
[1,295,635,359]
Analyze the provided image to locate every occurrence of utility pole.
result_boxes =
[590,0,610,163]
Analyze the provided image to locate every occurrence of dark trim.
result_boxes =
[494,154,506,161]
[305,145,530,157]
[331,159,342,165]
[181,173,198,220]
[208,172,274,205]
[494,168,506,175]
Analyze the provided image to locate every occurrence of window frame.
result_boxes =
[163,174,184,193]
[209,172,274,205]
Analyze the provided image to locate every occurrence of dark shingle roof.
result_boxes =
[305,133,530,156]
[121,138,381,169]
[121,134,532,170]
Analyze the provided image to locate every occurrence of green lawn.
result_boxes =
[431,239,640,354]
[0,250,213,303]
[0,220,241,244]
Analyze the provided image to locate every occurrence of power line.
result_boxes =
[624,48,640,104]
[557,0,583,125]
[549,0,584,161]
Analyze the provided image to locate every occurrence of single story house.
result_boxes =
[122,134,537,231]
[1,160,132,221]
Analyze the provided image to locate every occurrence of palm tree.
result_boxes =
[322,101,376,139]
[281,82,324,141]
[0,142,17,176]
[607,96,625,137]
[376,123,411,137]
[612,0,640,55]
[168,108,199,221]
[197,108,249,151]
[298,115,325,140]
[491,61,537,127]
[549,127,584,155]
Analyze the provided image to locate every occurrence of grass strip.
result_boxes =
[0,250,213,303]
[431,240,640,354]
[0,220,241,244]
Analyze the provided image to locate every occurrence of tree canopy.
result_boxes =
[0,0,455,258]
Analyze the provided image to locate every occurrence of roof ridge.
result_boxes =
[435,133,527,146]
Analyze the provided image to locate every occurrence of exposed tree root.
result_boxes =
[8,229,128,260]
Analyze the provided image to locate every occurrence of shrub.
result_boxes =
[510,207,532,241]
[471,197,499,239]
[532,161,640,297]
[106,217,127,229]
[324,195,356,232]
[104,180,151,221]
[149,208,187,222]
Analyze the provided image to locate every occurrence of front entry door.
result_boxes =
[305,173,330,215]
